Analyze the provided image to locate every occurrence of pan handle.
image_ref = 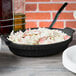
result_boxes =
[63,27,75,36]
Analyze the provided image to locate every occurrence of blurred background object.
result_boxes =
[13,0,25,31]
[0,0,26,34]
[0,0,26,48]
[0,0,13,34]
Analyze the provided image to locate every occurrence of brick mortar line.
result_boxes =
[37,3,39,11]
[51,11,75,12]
[26,20,76,22]
[25,2,76,4]
[64,21,66,28]
[25,11,75,13]
[51,12,53,20]
[37,21,39,27]
[25,11,52,13]
[26,20,51,22]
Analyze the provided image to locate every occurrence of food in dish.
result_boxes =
[7,28,70,45]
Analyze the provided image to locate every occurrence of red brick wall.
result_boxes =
[25,0,76,29]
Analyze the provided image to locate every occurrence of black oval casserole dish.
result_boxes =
[1,27,75,57]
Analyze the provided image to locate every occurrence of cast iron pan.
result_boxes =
[1,3,75,57]
[1,27,75,57]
